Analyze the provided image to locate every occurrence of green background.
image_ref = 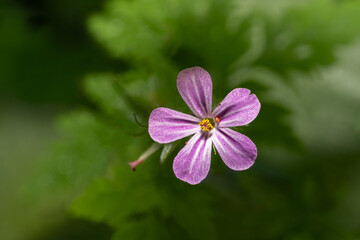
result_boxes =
[1,0,360,239]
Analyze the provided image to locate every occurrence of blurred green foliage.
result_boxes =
[1,0,360,239]
[0,0,125,103]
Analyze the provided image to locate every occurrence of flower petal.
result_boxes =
[212,88,260,128]
[149,107,200,144]
[177,67,213,118]
[213,128,257,171]
[173,131,213,185]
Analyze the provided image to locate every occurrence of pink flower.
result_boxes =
[149,67,260,184]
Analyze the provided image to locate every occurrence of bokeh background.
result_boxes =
[1,0,360,239]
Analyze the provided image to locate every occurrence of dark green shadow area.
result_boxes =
[0,0,128,104]
[31,218,113,240]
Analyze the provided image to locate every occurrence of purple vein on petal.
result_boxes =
[212,88,260,128]
[177,67,213,118]
[213,128,257,171]
[173,131,213,185]
[148,107,200,144]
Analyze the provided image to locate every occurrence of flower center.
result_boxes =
[199,119,214,132]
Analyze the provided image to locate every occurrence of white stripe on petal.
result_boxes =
[173,132,213,185]
[149,107,200,144]
[213,128,257,171]
[177,67,213,118]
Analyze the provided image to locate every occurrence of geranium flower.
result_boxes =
[149,67,260,184]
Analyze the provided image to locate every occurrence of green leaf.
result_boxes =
[71,160,216,240]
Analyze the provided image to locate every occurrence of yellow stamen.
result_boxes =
[199,119,214,132]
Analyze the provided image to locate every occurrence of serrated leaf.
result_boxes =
[71,161,217,240]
